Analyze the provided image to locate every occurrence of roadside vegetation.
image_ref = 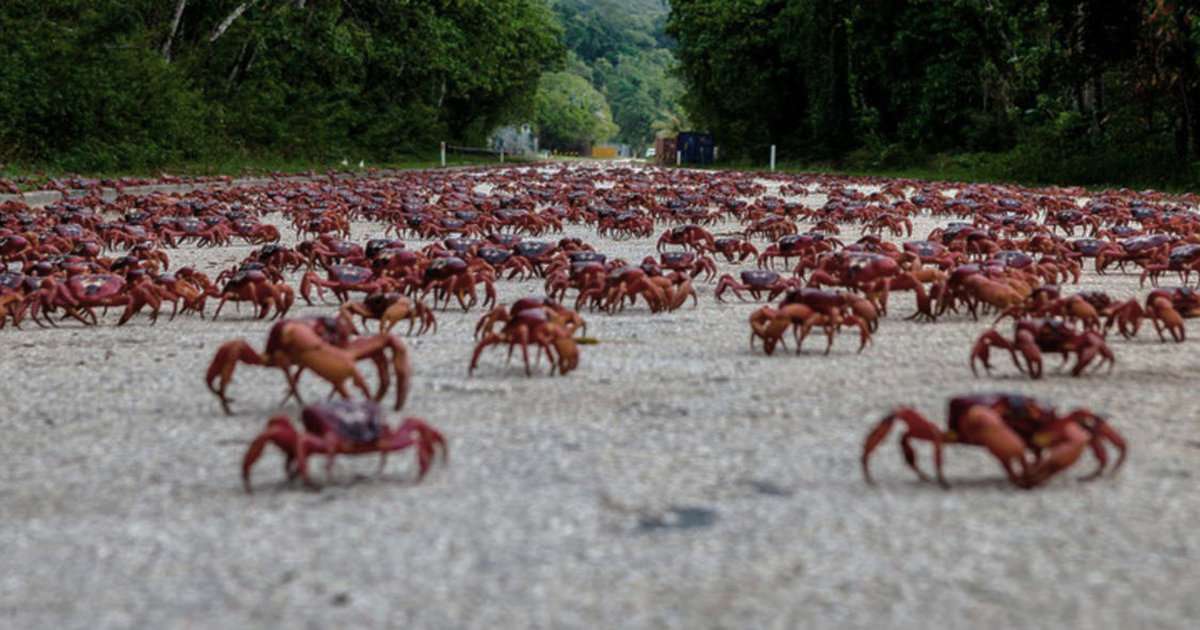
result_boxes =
[6,1,1200,192]
[0,1,562,172]
[666,1,1200,189]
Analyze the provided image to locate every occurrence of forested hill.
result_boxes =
[539,0,682,152]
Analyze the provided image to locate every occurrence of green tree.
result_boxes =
[534,71,619,150]
[550,0,681,150]
[0,0,564,170]
[666,0,1200,184]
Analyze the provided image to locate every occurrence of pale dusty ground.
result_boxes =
[1,167,1199,629]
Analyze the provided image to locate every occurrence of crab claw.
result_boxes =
[242,418,297,493]
[205,340,267,414]
[387,418,449,479]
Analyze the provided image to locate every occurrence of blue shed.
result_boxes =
[676,132,714,165]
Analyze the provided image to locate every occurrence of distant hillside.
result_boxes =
[612,0,669,18]
[546,0,682,150]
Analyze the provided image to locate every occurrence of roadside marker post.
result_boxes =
[770,145,776,172]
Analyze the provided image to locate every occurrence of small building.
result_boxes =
[654,136,677,165]
[591,145,619,159]
[676,132,715,165]
[489,124,538,156]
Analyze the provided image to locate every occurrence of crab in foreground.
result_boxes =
[862,393,1126,488]
[242,400,447,492]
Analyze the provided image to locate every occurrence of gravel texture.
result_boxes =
[2,166,1198,629]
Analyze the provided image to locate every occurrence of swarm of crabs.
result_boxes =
[12,162,1200,491]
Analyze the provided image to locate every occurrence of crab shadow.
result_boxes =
[973,370,1112,382]
[743,348,865,359]
[1097,367,1200,383]
[876,476,1031,493]
[247,469,436,496]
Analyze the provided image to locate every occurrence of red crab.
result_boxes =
[781,287,880,333]
[714,270,802,302]
[0,270,38,327]
[339,292,437,335]
[29,273,162,326]
[159,217,232,247]
[544,256,608,303]
[863,212,913,237]
[300,264,401,305]
[971,318,1114,379]
[1106,287,1200,342]
[297,235,364,269]
[742,215,798,241]
[469,305,581,376]
[994,286,1106,332]
[1139,243,1200,287]
[1095,234,1176,274]
[575,265,665,313]
[475,246,537,280]
[418,256,497,311]
[644,251,718,282]
[212,269,294,320]
[902,240,962,270]
[862,393,1126,488]
[206,317,411,414]
[1047,209,1100,236]
[248,244,306,273]
[474,296,586,340]
[656,224,717,253]
[242,400,447,492]
[808,252,934,318]
[756,233,841,270]
[748,302,872,356]
[712,237,759,263]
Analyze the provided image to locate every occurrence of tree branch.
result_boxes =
[161,0,188,61]
[209,0,259,44]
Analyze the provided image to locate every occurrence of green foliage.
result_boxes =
[0,0,214,170]
[0,0,563,171]
[667,0,1200,187]
[535,71,619,150]
[549,0,680,150]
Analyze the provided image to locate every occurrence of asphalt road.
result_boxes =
[1,167,1197,629]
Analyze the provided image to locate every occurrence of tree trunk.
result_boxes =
[1172,6,1200,157]
[829,0,852,158]
[1178,82,1193,161]
[161,0,188,61]
[210,1,259,44]
[228,39,250,83]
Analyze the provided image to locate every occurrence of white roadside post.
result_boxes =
[440,142,447,167]
[770,145,776,172]
[676,150,682,166]
[500,150,505,164]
